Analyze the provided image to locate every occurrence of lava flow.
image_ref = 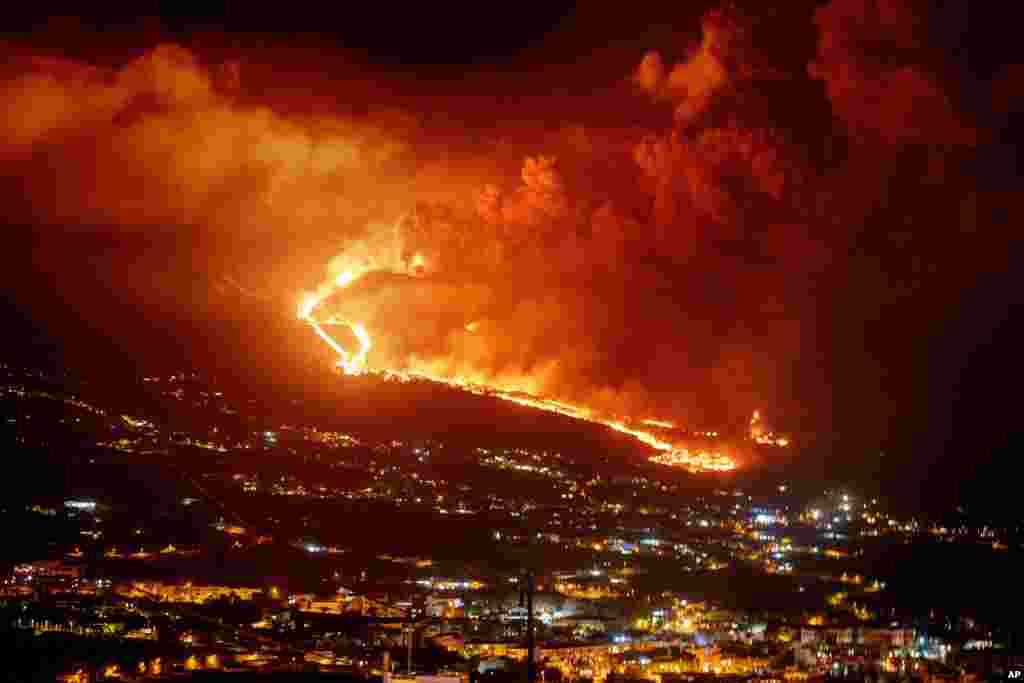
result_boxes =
[298,269,736,473]
[297,269,373,376]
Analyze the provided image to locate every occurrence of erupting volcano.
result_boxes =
[1,0,991,486]
[298,262,737,473]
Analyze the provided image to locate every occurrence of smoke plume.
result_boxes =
[1,1,998,443]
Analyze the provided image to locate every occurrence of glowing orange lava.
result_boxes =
[749,409,789,447]
[299,269,737,473]
[297,268,372,375]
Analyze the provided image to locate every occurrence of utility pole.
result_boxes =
[407,624,413,675]
[404,605,414,675]
[521,570,536,683]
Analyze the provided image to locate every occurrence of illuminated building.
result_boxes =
[115,580,262,603]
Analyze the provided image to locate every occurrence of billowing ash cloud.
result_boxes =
[808,0,976,145]
[633,4,772,124]
[1,1,995,441]
[0,45,415,238]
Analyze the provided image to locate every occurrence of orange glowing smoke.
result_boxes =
[299,265,736,473]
